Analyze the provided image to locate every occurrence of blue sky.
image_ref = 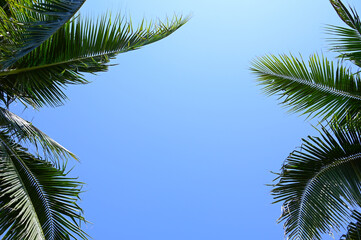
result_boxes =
[13,0,361,239]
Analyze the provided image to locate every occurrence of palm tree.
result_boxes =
[251,0,361,239]
[0,0,188,239]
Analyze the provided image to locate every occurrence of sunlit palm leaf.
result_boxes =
[330,0,359,29]
[0,131,87,239]
[0,14,189,107]
[0,0,86,70]
[0,107,76,163]
[250,54,361,122]
[272,122,361,240]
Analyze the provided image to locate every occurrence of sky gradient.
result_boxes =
[12,0,361,239]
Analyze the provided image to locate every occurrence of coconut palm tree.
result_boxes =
[0,0,188,239]
[251,0,361,239]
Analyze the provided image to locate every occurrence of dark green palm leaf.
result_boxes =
[0,0,86,70]
[0,131,87,239]
[0,14,189,107]
[250,54,361,123]
[272,122,361,240]
[340,210,361,240]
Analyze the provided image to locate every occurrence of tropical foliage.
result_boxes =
[251,0,361,239]
[0,0,188,239]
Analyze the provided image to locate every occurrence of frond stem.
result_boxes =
[264,70,361,101]
[296,152,361,236]
[0,136,46,239]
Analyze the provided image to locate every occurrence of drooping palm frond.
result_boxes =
[326,0,361,67]
[0,131,87,240]
[0,106,76,163]
[0,13,189,107]
[0,0,86,70]
[250,54,361,123]
[340,210,361,240]
[272,121,361,240]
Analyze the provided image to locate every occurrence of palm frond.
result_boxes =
[0,131,87,239]
[326,24,361,67]
[0,13,189,107]
[250,54,361,122]
[340,210,361,240]
[0,0,86,70]
[330,0,359,29]
[272,121,361,240]
[0,106,76,163]
[326,0,361,66]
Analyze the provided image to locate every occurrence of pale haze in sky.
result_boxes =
[15,0,361,239]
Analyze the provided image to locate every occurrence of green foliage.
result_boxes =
[0,0,188,238]
[0,107,77,164]
[0,132,87,239]
[0,0,86,70]
[272,122,361,239]
[251,0,361,239]
[0,14,188,108]
[251,54,361,122]
[341,211,361,240]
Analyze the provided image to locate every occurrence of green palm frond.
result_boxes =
[0,13,189,107]
[326,24,361,66]
[0,131,87,239]
[340,210,361,240]
[250,54,361,122]
[0,0,86,70]
[0,107,76,163]
[272,122,361,240]
[330,0,359,29]
[326,0,361,66]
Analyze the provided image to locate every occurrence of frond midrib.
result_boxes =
[295,152,361,238]
[0,136,50,239]
[0,49,123,77]
[260,69,361,101]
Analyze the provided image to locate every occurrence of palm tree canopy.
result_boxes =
[0,0,188,159]
[250,0,361,125]
[0,0,189,239]
[0,1,189,108]
[0,0,86,70]
[272,122,361,240]
[251,0,361,239]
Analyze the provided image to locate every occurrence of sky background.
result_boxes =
[12,0,361,239]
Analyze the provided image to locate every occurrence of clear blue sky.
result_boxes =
[13,0,361,239]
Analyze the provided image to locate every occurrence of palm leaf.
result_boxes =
[0,131,87,239]
[330,0,359,29]
[250,54,361,123]
[0,0,86,70]
[340,210,361,240]
[0,106,76,163]
[272,122,361,240]
[326,0,361,67]
[0,13,189,107]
